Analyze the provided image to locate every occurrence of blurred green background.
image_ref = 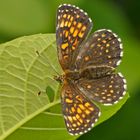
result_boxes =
[0,0,140,140]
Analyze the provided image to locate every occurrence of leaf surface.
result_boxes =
[0,34,129,140]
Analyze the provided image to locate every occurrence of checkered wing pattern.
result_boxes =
[76,29,123,69]
[76,73,127,105]
[61,81,100,135]
[56,4,93,70]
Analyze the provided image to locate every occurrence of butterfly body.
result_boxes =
[56,4,127,135]
[61,65,114,84]
[80,65,115,79]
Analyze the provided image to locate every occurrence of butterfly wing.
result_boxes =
[56,4,93,70]
[61,81,100,135]
[76,73,127,105]
[75,29,123,69]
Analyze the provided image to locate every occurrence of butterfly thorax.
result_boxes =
[64,70,80,81]
[54,70,80,83]
[63,65,115,82]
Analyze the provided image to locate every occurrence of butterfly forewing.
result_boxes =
[61,81,100,135]
[76,73,127,105]
[56,4,93,70]
[76,29,123,69]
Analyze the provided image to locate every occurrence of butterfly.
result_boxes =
[56,4,127,135]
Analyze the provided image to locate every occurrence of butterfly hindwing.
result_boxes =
[56,4,93,70]
[61,81,100,135]
[76,29,123,69]
[76,73,127,105]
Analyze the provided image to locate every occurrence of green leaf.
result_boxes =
[0,34,129,140]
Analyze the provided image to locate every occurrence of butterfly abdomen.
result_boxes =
[80,65,115,79]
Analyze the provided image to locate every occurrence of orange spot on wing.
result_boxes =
[106,43,110,47]
[72,123,77,127]
[67,14,71,19]
[84,56,90,61]
[79,104,85,110]
[73,38,78,46]
[61,43,69,50]
[87,119,90,123]
[77,122,81,126]
[82,114,86,118]
[70,26,74,33]
[78,31,84,38]
[77,23,82,28]
[79,118,83,123]
[73,29,79,37]
[63,55,68,59]
[85,102,91,107]
[66,108,68,112]
[76,95,83,102]
[72,46,76,50]
[60,33,62,37]
[84,124,88,127]
[65,21,68,26]
[73,21,77,25]
[73,116,77,121]
[82,26,86,31]
[68,116,73,122]
[77,108,82,114]
[70,16,74,21]
[85,109,90,115]
[76,114,80,119]
[68,22,72,27]
[76,15,80,18]
[63,14,67,18]
[102,40,107,43]
[89,107,94,111]
[65,98,73,103]
[78,26,86,38]
[71,107,75,113]
[60,20,65,27]
[102,33,106,37]
[65,31,69,38]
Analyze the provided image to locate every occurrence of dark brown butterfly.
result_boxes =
[56,4,127,135]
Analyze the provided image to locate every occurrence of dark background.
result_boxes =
[0,0,140,140]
